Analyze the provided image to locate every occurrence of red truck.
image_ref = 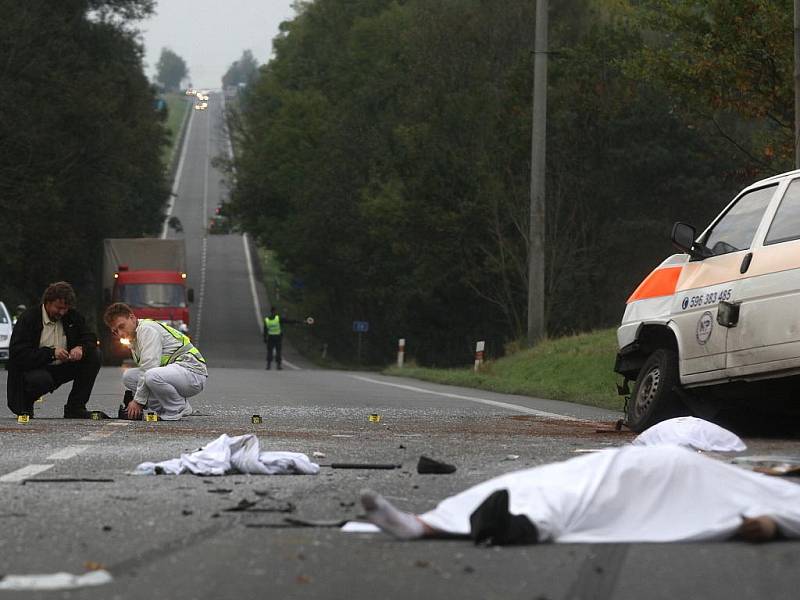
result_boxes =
[101,238,194,364]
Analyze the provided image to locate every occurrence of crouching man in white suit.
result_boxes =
[104,303,207,420]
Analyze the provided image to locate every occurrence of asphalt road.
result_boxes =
[2,94,800,599]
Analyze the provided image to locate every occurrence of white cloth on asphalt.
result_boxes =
[632,416,746,452]
[0,570,112,591]
[134,433,320,476]
[415,445,800,543]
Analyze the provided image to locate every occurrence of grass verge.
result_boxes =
[384,328,624,411]
[162,93,190,166]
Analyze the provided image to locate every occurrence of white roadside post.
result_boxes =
[474,340,485,372]
[397,338,406,368]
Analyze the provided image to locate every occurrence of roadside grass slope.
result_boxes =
[385,329,624,411]
[163,93,190,165]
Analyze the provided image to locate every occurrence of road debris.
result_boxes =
[312,451,326,458]
[328,463,402,470]
[504,455,520,461]
[731,455,800,476]
[417,456,457,474]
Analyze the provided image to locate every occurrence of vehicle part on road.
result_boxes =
[224,499,296,513]
[417,455,457,474]
[368,413,381,422]
[23,478,114,483]
[632,416,746,452]
[251,414,263,424]
[626,348,686,432]
[328,463,402,469]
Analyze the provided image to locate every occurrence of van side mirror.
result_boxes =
[187,288,195,303]
[671,222,711,259]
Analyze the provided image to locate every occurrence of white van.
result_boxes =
[615,169,800,432]
[0,301,11,363]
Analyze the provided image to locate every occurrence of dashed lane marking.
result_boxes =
[0,464,54,483]
[350,375,579,421]
[46,445,91,460]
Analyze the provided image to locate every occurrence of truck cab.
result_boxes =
[616,169,800,432]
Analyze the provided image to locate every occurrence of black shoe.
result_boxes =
[266,365,271,370]
[417,455,457,474]
[277,364,282,370]
[64,407,110,419]
[469,489,539,546]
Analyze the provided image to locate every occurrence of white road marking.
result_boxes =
[243,233,263,331]
[79,432,113,441]
[46,445,90,460]
[0,464,54,483]
[161,106,194,239]
[350,376,579,421]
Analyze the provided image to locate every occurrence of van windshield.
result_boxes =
[702,184,776,256]
[114,284,186,308]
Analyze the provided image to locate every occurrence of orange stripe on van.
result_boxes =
[627,266,683,303]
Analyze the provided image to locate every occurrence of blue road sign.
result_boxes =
[352,321,369,333]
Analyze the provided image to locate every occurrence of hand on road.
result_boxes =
[54,347,70,362]
[127,401,143,420]
[68,347,83,362]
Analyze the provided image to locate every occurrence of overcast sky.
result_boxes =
[139,0,297,89]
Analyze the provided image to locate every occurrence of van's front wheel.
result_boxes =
[627,348,685,432]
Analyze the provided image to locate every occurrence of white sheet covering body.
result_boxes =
[135,434,319,475]
[419,446,800,543]
[632,416,746,452]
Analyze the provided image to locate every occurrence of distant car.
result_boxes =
[194,103,207,111]
[185,88,196,96]
[208,215,231,234]
[0,301,11,364]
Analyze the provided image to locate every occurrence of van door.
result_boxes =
[726,178,800,375]
[672,183,778,381]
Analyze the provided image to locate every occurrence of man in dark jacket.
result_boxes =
[6,281,102,418]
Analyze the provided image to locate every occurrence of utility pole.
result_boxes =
[795,0,800,169]
[527,0,548,345]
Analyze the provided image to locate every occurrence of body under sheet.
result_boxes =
[419,445,800,543]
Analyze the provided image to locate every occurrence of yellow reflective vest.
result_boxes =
[264,315,281,336]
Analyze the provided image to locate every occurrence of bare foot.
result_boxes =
[736,516,778,543]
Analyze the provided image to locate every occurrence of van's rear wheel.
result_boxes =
[627,348,686,433]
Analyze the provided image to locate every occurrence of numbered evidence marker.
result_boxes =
[251,415,263,424]
[145,412,159,422]
[17,414,30,424]
[91,411,103,420]
[368,413,381,423]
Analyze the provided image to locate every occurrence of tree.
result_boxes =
[155,47,188,92]
[0,0,169,307]
[222,50,260,89]
[227,0,755,365]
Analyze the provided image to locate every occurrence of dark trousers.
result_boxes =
[266,335,282,367]
[22,348,101,413]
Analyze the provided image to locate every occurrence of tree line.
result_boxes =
[0,0,170,318]
[225,0,794,366]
